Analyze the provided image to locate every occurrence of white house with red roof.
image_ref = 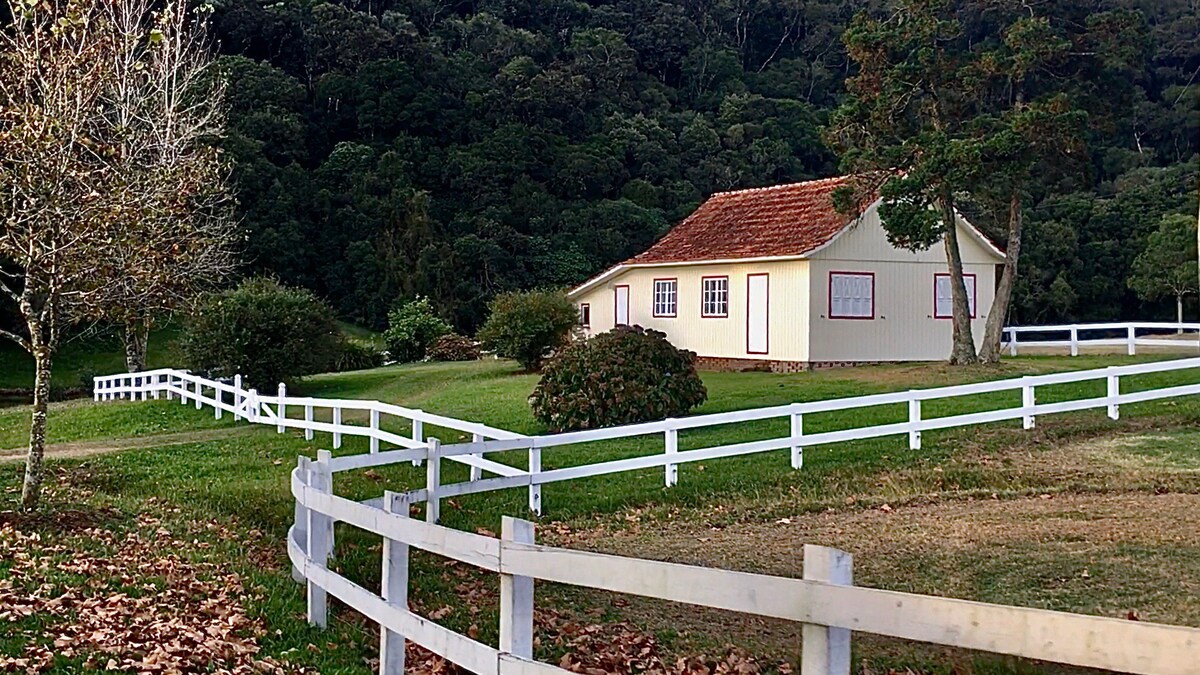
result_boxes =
[567,176,1006,369]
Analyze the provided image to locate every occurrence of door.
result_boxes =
[614,285,630,326]
[747,274,768,354]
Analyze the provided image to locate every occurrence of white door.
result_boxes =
[747,274,768,354]
[615,285,630,326]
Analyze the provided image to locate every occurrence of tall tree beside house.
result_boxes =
[825,0,983,364]
[0,0,232,511]
[1128,213,1199,328]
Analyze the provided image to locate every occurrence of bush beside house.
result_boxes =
[478,290,577,371]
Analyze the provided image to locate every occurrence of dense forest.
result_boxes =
[209,0,1196,330]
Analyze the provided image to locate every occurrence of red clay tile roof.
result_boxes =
[627,176,859,264]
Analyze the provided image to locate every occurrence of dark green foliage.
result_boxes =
[1128,213,1199,309]
[427,334,480,362]
[180,278,344,389]
[477,291,578,371]
[333,340,385,372]
[530,325,707,432]
[383,297,450,363]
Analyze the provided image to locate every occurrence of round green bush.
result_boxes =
[384,297,451,363]
[180,278,343,389]
[427,333,480,361]
[477,290,578,371]
[529,325,707,432]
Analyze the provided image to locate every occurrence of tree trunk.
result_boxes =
[940,197,978,365]
[124,315,150,372]
[979,191,1024,363]
[1178,294,1184,333]
[21,337,52,512]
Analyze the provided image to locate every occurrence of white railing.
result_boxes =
[95,356,1200,673]
[1004,321,1200,356]
[288,459,1200,675]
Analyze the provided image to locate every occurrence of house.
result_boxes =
[567,176,1006,370]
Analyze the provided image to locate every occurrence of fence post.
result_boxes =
[1127,325,1137,355]
[306,450,334,628]
[232,374,242,419]
[528,444,542,516]
[1070,327,1079,357]
[790,409,804,470]
[1021,378,1036,430]
[1008,329,1018,357]
[152,374,161,400]
[195,379,203,410]
[500,516,535,660]
[276,383,287,433]
[1107,368,1120,421]
[248,389,259,423]
[908,394,922,450]
[411,415,424,466]
[332,407,342,449]
[214,386,222,419]
[370,409,380,454]
[425,438,441,523]
[161,373,171,401]
[664,425,678,487]
[139,375,147,401]
[380,491,411,675]
[291,456,311,584]
[801,545,852,675]
[304,404,314,441]
[93,378,101,402]
[179,375,188,406]
[470,433,483,481]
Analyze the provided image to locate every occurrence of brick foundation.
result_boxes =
[694,357,884,373]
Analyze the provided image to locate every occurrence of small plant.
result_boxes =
[477,290,578,371]
[333,340,385,372]
[530,325,707,432]
[384,297,451,363]
[180,278,344,389]
[427,333,480,362]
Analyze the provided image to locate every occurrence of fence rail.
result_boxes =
[1004,321,1200,356]
[94,329,1200,674]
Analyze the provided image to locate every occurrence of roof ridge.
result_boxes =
[711,175,847,198]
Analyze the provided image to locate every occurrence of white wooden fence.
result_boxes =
[1004,321,1200,356]
[94,350,1200,673]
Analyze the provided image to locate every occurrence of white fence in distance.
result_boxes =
[1004,321,1200,356]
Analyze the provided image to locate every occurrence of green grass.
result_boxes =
[5,353,1200,673]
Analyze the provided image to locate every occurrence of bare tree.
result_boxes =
[0,0,232,511]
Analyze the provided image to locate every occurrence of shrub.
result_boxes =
[529,325,707,432]
[333,340,385,372]
[384,297,451,363]
[179,278,343,389]
[477,290,577,371]
[427,333,480,361]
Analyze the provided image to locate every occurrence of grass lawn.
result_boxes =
[4,354,1200,673]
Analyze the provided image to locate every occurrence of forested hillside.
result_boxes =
[210,0,1197,330]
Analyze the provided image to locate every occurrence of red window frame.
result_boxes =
[933,273,977,319]
[652,278,678,318]
[827,271,875,320]
[579,303,591,328]
[701,275,730,318]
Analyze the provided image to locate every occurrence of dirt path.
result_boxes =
[0,426,259,463]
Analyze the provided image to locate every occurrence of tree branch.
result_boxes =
[0,327,31,353]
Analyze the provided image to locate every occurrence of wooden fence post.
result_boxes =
[291,456,310,584]
[790,409,804,470]
[305,404,314,440]
[1021,378,1036,430]
[1107,369,1120,421]
[1008,329,1018,357]
[411,416,424,466]
[1070,327,1079,357]
[214,386,222,419]
[380,491,411,675]
[277,383,287,433]
[528,445,542,516]
[1127,325,1137,356]
[332,407,342,449]
[907,395,921,451]
[195,379,203,410]
[500,516,535,660]
[232,375,241,419]
[152,374,161,400]
[801,544,852,675]
[248,389,259,423]
[470,433,484,481]
[370,409,380,454]
[664,425,678,487]
[425,438,441,523]
[139,375,147,401]
[307,450,334,628]
[180,375,188,406]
